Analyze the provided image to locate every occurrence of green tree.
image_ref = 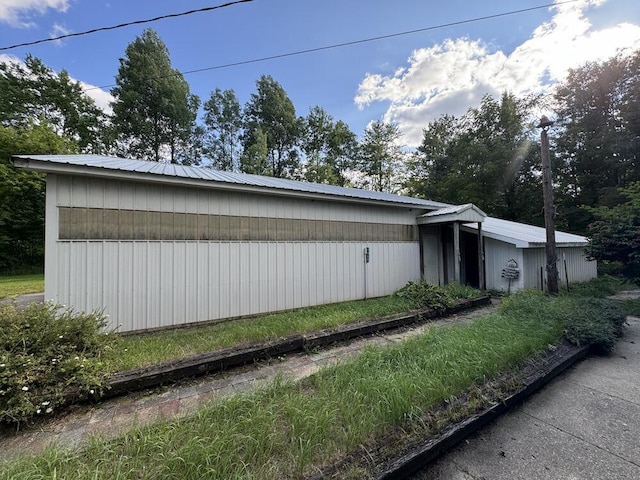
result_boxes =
[239,126,269,175]
[554,50,640,233]
[203,88,242,171]
[357,121,403,192]
[301,106,357,186]
[242,75,301,178]
[408,93,542,223]
[0,55,106,153]
[586,182,640,284]
[0,122,75,272]
[111,29,199,163]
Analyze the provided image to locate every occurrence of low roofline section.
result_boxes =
[11,154,446,211]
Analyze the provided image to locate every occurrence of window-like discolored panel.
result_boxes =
[57,207,419,243]
[103,209,120,240]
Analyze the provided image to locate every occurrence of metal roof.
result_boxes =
[417,203,487,225]
[463,216,589,248]
[12,154,447,209]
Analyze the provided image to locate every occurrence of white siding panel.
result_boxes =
[131,242,147,330]
[118,243,134,331]
[218,243,230,319]
[160,243,174,327]
[146,242,161,330]
[185,243,199,323]
[196,242,209,322]
[208,243,221,321]
[118,183,134,210]
[47,175,424,332]
[86,242,103,314]
[266,243,277,313]
[523,247,597,290]
[87,179,105,208]
[484,238,524,292]
[102,242,120,329]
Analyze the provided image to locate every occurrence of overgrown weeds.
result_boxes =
[501,288,627,353]
[0,296,561,479]
[107,284,481,372]
[394,281,478,312]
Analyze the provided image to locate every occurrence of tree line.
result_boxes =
[1,28,639,276]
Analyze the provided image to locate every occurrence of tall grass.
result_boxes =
[106,283,476,373]
[1,291,563,480]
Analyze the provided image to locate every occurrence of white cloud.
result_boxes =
[49,22,70,45]
[80,82,114,115]
[0,0,70,28]
[355,0,640,147]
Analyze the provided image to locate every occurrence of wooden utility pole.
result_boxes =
[538,116,559,295]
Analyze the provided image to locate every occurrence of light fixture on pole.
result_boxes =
[536,115,559,295]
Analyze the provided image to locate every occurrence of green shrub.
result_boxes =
[500,290,627,353]
[394,281,481,312]
[565,275,634,298]
[622,299,640,317]
[562,298,627,353]
[0,302,114,425]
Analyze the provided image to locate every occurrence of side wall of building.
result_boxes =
[45,175,424,332]
[523,247,597,290]
[483,238,525,292]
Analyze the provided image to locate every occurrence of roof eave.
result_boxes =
[12,156,439,211]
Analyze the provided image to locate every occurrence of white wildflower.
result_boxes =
[58,335,63,339]
[21,386,29,391]
[74,356,80,360]
[41,401,50,406]
[0,363,5,367]
[45,407,53,414]
[36,409,41,414]
[89,389,95,395]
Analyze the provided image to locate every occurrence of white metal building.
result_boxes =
[13,155,596,332]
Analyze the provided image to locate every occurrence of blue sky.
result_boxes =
[1,0,639,147]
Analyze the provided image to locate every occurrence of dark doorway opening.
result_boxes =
[461,231,479,288]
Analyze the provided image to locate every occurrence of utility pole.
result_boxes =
[537,116,559,295]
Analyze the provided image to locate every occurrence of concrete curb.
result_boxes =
[103,296,491,399]
[375,343,591,479]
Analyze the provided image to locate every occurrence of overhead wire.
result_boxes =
[83,0,580,92]
[0,0,254,52]
[0,0,582,93]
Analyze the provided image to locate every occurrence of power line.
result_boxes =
[0,0,254,52]
[82,0,580,92]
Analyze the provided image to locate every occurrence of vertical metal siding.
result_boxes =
[523,247,596,289]
[483,238,524,292]
[49,176,422,332]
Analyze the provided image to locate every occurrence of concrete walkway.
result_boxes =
[0,300,499,461]
[411,314,640,480]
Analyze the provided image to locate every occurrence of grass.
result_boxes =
[0,291,565,480]
[0,274,44,299]
[105,283,479,373]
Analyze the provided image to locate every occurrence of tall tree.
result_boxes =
[111,29,199,163]
[203,88,242,171]
[408,93,542,223]
[0,122,75,272]
[301,106,358,186]
[357,121,403,192]
[586,182,640,284]
[242,75,301,178]
[0,55,106,153]
[554,50,640,233]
